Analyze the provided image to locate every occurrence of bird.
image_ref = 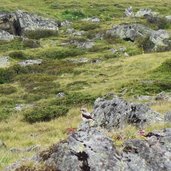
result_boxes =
[80,108,94,121]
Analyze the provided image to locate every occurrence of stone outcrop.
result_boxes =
[0,29,14,41]
[123,128,171,171]
[15,10,59,37]
[0,10,59,40]
[106,24,171,51]
[91,96,162,130]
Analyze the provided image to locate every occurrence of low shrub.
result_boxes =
[146,15,170,29]
[0,85,17,95]
[62,9,86,20]
[22,39,40,48]
[24,30,58,39]
[51,92,97,106]
[9,51,28,60]
[36,48,85,59]
[24,105,69,123]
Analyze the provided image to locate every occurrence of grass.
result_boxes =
[0,0,171,169]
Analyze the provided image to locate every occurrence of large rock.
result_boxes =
[106,24,171,51]
[15,10,59,37]
[123,128,171,171]
[0,10,59,38]
[91,96,161,130]
[0,29,14,41]
[135,8,158,17]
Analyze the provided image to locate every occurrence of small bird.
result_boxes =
[80,108,94,121]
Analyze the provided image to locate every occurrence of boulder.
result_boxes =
[91,96,161,130]
[135,8,158,17]
[123,128,171,171]
[18,59,42,67]
[0,29,14,41]
[0,10,59,38]
[106,24,171,51]
[0,56,10,67]
[164,112,171,122]
[15,10,59,38]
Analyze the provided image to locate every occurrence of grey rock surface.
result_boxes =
[135,8,158,17]
[0,56,10,67]
[106,24,171,51]
[91,96,162,130]
[123,128,171,171]
[0,29,14,41]
[165,112,171,122]
[0,10,59,38]
[18,59,42,67]
[15,10,59,36]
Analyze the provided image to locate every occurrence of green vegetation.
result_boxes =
[24,105,69,123]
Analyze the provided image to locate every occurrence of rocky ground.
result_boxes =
[4,95,171,171]
[0,0,171,170]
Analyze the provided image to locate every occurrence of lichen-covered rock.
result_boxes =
[0,29,14,41]
[164,112,171,122]
[15,10,59,38]
[91,96,162,130]
[0,10,59,38]
[106,24,171,51]
[135,8,158,17]
[123,128,171,171]
[18,59,42,66]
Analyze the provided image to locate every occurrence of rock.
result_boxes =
[0,12,17,34]
[155,91,169,101]
[150,30,170,50]
[91,96,161,130]
[70,40,94,49]
[67,57,89,64]
[106,24,171,51]
[166,16,171,22]
[137,95,154,101]
[15,104,33,111]
[66,28,85,36]
[61,20,72,27]
[0,29,14,41]
[124,6,134,17]
[0,56,10,68]
[124,52,129,57]
[82,17,100,23]
[15,10,59,37]
[56,92,65,98]
[164,112,171,122]
[91,58,101,64]
[18,59,42,67]
[36,123,122,171]
[123,129,171,171]
[0,10,59,38]
[135,8,158,17]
